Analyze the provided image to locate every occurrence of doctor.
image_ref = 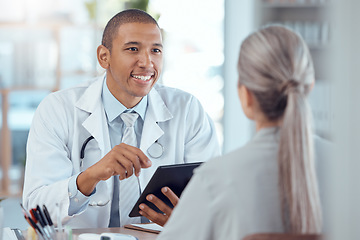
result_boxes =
[22,9,220,228]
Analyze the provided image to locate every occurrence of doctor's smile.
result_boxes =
[130,72,156,87]
[131,74,154,82]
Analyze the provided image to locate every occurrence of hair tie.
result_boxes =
[282,79,302,95]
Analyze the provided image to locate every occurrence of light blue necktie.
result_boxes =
[118,112,142,226]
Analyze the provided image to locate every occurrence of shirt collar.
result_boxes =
[102,79,147,122]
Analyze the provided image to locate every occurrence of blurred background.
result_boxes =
[1,0,359,239]
[0,0,226,198]
[0,0,331,197]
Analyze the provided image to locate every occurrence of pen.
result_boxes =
[36,205,55,240]
[20,203,30,218]
[43,204,57,237]
[26,215,45,240]
[29,208,37,223]
[31,208,52,240]
[23,216,36,233]
[20,204,42,240]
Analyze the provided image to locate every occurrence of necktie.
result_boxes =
[120,112,139,147]
[119,112,141,226]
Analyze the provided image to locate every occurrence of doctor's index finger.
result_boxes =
[118,143,152,168]
[135,148,152,168]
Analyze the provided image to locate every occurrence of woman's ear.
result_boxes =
[97,45,110,69]
[238,84,255,120]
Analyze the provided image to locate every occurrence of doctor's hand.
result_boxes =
[138,187,179,227]
[77,143,152,196]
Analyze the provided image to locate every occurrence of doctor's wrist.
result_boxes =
[76,170,99,196]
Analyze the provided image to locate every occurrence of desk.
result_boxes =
[72,227,158,240]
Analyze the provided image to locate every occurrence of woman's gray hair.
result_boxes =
[238,25,322,233]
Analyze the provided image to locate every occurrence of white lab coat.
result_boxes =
[22,75,220,228]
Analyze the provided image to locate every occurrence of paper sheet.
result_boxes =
[130,223,163,232]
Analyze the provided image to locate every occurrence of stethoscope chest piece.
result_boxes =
[147,141,164,159]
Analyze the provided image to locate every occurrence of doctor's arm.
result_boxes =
[183,96,221,162]
[76,143,152,196]
[23,95,83,223]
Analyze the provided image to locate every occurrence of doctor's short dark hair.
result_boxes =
[101,9,159,52]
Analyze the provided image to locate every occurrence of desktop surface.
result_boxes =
[72,227,158,240]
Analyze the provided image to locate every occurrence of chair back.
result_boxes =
[243,233,323,240]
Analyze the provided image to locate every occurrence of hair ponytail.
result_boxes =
[238,25,322,233]
[279,89,322,233]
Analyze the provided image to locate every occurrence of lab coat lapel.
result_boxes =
[139,87,173,192]
[75,75,113,195]
[140,86,173,154]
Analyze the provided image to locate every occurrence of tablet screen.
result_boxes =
[129,162,202,217]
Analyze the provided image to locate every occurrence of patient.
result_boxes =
[156,25,328,240]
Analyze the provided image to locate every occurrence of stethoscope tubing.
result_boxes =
[80,136,164,160]
[80,136,95,159]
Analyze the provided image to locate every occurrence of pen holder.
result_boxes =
[28,228,71,240]
[55,230,70,240]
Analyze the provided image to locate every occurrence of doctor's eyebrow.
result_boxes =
[124,42,163,48]
[153,43,163,48]
[124,41,140,46]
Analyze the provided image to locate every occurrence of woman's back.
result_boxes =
[158,127,329,240]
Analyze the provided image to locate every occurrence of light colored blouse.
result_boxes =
[157,127,329,240]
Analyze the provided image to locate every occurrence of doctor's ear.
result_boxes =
[97,45,110,69]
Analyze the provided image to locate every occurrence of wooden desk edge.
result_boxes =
[72,227,158,240]
[124,224,161,234]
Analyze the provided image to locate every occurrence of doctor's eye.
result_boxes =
[152,48,162,53]
[126,47,138,52]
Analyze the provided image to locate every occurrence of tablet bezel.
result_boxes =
[129,162,202,218]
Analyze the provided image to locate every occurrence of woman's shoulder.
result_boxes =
[195,138,279,190]
[199,128,279,174]
[198,145,258,174]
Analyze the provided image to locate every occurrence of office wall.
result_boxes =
[325,0,360,239]
[223,0,254,154]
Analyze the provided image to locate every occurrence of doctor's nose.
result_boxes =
[138,52,153,68]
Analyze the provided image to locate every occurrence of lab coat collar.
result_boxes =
[75,74,112,158]
[140,85,173,155]
[148,85,173,122]
[102,79,148,122]
[75,74,171,122]
[75,74,105,113]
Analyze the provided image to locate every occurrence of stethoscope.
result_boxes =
[80,136,164,160]
[79,135,164,207]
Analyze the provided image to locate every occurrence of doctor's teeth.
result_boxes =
[133,75,152,81]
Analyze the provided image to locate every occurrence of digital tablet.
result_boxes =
[129,162,202,217]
